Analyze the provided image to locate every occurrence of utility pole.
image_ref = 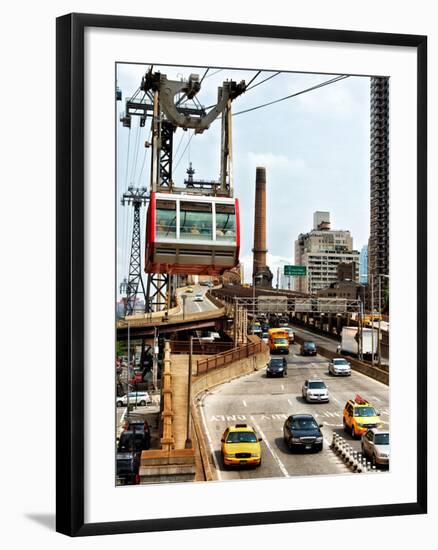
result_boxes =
[185,336,193,449]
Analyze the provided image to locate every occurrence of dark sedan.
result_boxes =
[266,357,288,377]
[283,414,323,452]
[301,341,317,356]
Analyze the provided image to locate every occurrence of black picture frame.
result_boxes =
[56,13,427,537]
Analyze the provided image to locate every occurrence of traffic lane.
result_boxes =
[180,285,218,314]
[291,324,389,366]
[201,346,389,478]
[283,345,389,452]
[201,367,350,480]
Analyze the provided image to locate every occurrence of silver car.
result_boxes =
[328,357,352,376]
[361,428,390,467]
[116,391,151,407]
[302,379,329,403]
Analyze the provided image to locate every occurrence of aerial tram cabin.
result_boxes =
[145,192,240,275]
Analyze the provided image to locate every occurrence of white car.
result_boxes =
[194,293,204,302]
[116,391,151,407]
[302,379,330,403]
[328,357,352,376]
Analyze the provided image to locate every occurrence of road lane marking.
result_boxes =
[281,384,285,391]
[242,400,247,407]
[372,396,381,402]
[199,397,222,480]
[331,396,340,404]
[287,399,294,406]
[250,416,290,478]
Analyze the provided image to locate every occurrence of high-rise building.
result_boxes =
[294,212,359,294]
[368,77,389,304]
[359,245,368,284]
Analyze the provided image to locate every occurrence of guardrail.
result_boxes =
[171,340,234,355]
[196,341,264,374]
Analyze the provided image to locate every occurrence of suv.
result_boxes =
[124,419,151,450]
[343,395,381,439]
[116,452,140,485]
[361,428,390,467]
[117,429,150,453]
[266,357,288,377]
[301,341,317,356]
[302,379,329,403]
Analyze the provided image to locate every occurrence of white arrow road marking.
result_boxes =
[250,416,290,478]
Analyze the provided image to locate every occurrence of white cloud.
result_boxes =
[296,82,357,117]
[247,152,306,173]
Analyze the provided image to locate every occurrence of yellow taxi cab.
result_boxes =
[221,424,262,468]
[343,395,382,439]
[185,287,194,293]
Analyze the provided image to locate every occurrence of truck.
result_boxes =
[268,328,290,355]
[341,326,378,358]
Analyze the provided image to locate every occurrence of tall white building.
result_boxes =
[294,212,359,294]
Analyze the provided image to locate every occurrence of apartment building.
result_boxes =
[294,211,359,294]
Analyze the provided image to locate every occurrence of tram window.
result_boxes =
[180,202,212,240]
[215,204,236,241]
[156,200,176,238]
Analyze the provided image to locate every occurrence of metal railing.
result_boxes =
[170,340,234,355]
[196,341,264,375]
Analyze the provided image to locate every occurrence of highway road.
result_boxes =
[199,343,389,481]
[179,284,219,315]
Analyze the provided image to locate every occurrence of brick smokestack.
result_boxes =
[252,166,273,288]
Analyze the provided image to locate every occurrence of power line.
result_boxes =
[246,71,281,92]
[174,131,195,170]
[233,75,349,117]
[245,70,262,89]
[205,69,223,79]
[199,68,209,84]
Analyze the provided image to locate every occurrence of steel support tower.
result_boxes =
[121,187,148,315]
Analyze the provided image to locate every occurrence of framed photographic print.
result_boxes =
[56,13,427,536]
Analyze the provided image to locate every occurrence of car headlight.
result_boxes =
[251,453,260,457]
[356,422,365,427]
[316,437,323,443]
[225,453,235,458]
[292,437,300,443]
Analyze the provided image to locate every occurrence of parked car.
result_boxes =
[116,452,140,485]
[117,430,150,453]
[116,391,151,407]
[125,419,151,450]
[266,357,288,377]
[301,341,317,356]
[302,379,329,403]
[361,428,390,467]
[283,414,324,452]
[328,357,352,376]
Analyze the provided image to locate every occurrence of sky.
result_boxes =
[116,63,370,293]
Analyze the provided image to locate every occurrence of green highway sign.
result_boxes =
[284,265,307,276]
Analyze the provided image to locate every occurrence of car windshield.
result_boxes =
[374,433,389,445]
[308,381,326,389]
[354,406,377,417]
[275,338,288,345]
[270,359,284,367]
[304,342,316,349]
[226,431,257,443]
[291,418,319,430]
[334,359,348,365]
